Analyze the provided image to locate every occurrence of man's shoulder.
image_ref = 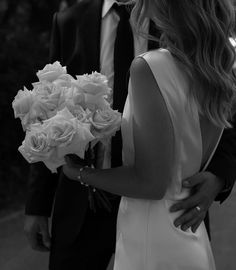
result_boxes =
[57,0,98,24]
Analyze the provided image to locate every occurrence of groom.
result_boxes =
[24,0,236,269]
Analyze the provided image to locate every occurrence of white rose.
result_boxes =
[28,96,57,123]
[53,73,75,88]
[84,92,110,111]
[73,106,90,122]
[18,108,95,172]
[89,109,121,145]
[63,87,85,106]
[36,61,67,82]
[12,87,35,119]
[32,81,55,97]
[44,107,95,159]
[18,123,64,173]
[19,124,53,161]
[47,86,64,108]
[74,71,111,96]
[71,72,111,111]
[57,87,86,114]
[27,86,64,126]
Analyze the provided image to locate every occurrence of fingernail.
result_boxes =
[182,226,188,231]
[174,221,180,227]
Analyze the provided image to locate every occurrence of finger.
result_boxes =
[191,219,203,233]
[173,205,205,228]
[173,208,196,228]
[180,216,199,232]
[27,231,48,252]
[183,173,206,188]
[181,211,206,232]
[36,233,51,252]
[41,224,51,249]
[170,194,201,212]
[65,155,73,166]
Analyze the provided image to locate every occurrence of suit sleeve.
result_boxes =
[25,13,61,217]
[207,115,236,203]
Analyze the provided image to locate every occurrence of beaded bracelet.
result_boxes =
[78,166,96,192]
[78,166,88,186]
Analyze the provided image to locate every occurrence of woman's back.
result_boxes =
[122,49,223,199]
[115,49,222,270]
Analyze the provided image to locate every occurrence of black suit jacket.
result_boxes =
[26,0,104,248]
[25,0,236,247]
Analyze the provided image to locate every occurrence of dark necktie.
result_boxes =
[111,4,134,167]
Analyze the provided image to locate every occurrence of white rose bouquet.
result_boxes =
[12,61,122,173]
[12,62,122,211]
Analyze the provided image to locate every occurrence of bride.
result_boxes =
[63,0,236,269]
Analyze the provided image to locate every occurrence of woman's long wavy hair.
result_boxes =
[131,0,236,127]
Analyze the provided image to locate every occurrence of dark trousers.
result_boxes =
[49,197,120,270]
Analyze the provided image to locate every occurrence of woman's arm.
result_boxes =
[63,57,175,200]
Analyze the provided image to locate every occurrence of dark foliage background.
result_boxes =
[0,0,76,214]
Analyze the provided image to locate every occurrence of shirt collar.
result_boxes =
[102,0,130,18]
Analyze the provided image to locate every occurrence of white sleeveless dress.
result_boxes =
[114,49,223,270]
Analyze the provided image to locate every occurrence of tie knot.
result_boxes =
[113,3,133,19]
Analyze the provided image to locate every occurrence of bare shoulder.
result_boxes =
[130,50,170,83]
[130,56,151,79]
[130,53,171,120]
[130,56,159,97]
[131,49,172,74]
[130,56,155,91]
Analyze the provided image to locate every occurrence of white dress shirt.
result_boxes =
[98,0,149,168]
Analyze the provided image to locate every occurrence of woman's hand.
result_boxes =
[62,155,83,181]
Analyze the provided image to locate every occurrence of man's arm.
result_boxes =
[208,115,236,202]
[24,12,61,251]
[24,163,59,251]
[170,115,236,232]
[25,11,61,217]
[25,163,59,216]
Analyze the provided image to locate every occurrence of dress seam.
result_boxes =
[145,201,151,269]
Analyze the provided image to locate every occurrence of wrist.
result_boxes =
[78,166,95,185]
[206,171,225,195]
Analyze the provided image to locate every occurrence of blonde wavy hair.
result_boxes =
[131,0,236,128]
